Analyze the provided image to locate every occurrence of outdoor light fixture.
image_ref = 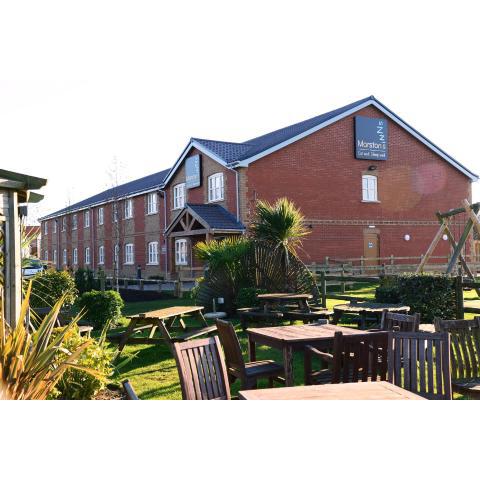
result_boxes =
[404,234,411,241]
[368,165,377,171]
[442,234,448,241]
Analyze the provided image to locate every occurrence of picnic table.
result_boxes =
[247,323,364,386]
[332,301,410,329]
[111,306,216,352]
[239,381,425,400]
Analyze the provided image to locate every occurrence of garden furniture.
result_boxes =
[157,320,217,354]
[332,301,410,329]
[304,330,388,385]
[387,331,452,400]
[380,311,420,332]
[122,379,139,400]
[247,323,364,386]
[32,306,93,337]
[173,336,231,400]
[257,292,313,312]
[434,317,480,398]
[239,381,425,400]
[238,307,284,331]
[215,319,284,389]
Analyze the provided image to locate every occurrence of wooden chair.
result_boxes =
[380,311,420,332]
[434,317,480,398]
[304,331,388,385]
[122,379,139,400]
[215,319,284,389]
[173,336,231,400]
[158,320,217,353]
[387,331,452,400]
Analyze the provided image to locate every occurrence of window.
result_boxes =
[208,173,224,202]
[124,199,133,219]
[113,204,118,223]
[53,249,57,265]
[148,241,159,264]
[147,192,158,214]
[114,244,119,265]
[53,220,57,233]
[62,217,66,232]
[44,222,48,235]
[98,245,105,264]
[73,248,78,265]
[72,214,78,230]
[362,175,378,202]
[44,250,48,262]
[173,183,185,210]
[124,243,134,264]
[175,239,188,265]
[62,248,67,265]
[85,247,91,265]
[84,210,90,228]
[98,207,104,225]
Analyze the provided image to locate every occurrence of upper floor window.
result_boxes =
[113,204,118,223]
[53,249,57,265]
[73,248,78,265]
[62,217,66,232]
[44,250,49,262]
[85,247,91,265]
[124,199,133,219]
[72,214,78,230]
[173,183,185,210]
[208,173,224,202]
[114,244,119,265]
[362,175,378,202]
[147,192,158,215]
[44,222,48,235]
[84,210,90,228]
[98,207,104,225]
[62,248,67,265]
[124,243,134,264]
[175,239,188,265]
[98,245,105,265]
[53,220,57,234]
[148,241,159,264]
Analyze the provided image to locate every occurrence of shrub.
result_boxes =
[236,287,268,309]
[76,290,124,329]
[74,268,99,295]
[30,269,78,309]
[375,274,456,323]
[375,276,401,303]
[49,326,113,399]
[190,277,204,304]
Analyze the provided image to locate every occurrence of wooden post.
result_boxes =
[455,275,464,320]
[320,271,327,308]
[325,256,329,268]
[340,265,346,294]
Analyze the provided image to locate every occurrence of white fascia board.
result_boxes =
[234,99,478,182]
[162,139,228,187]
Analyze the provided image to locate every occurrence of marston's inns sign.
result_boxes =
[355,116,388,160]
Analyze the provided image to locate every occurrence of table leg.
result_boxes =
[178,315,187,330]
[197,310,208,327]
[332,310,342,325]
[248,335,256,362]
[283,345,294,387]
[359,312,367,330]
[118,318,138,352]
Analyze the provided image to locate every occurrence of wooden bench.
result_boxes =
[237,308,284,331]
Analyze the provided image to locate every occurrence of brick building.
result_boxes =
[39,96,478,278]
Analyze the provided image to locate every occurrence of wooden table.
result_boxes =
[239,381,426,400]
[247,324,364,386]
[332,302,410,329]
[257,293,313,312]
[114,306,209,352]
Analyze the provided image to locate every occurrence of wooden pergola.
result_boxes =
[0,169,47,325]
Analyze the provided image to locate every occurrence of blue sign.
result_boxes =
[355,116,388,160]
[185,154,201,189]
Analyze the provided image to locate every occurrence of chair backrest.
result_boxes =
[381,311,420,332]
[387,331,452,400]
[434,317,480,381]
[331,331,388,383]
[215,319,246,374]
[173,336,231,400]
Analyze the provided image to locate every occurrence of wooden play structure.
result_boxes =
[417,199,480,281]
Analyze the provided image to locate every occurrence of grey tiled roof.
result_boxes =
[187,203,245,230]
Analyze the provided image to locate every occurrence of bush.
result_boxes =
[236,287,268,309]
[49,326,113,399]
[30,269,78,309]
[76,290,124,329]
[375,276,401,303]
[74,268,99,295]
[375,274,456,323]
[190,277,204,304]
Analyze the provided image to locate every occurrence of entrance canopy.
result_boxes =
[165,203,245,238]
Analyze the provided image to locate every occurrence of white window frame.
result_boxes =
[72,214,78,230]
[62,248,67,265]
[124,199,133,219]
[73,248,78,265]
[85,247,91,265]
[53,249,57,265]
[124,243,134,264]
[147,241,159,265]
[98,207,104,225]
[173,183,185,210]
[84,210,90,228]
[208,173,224,202]
[362,175,378,202]
[53,220,57,234]
[61,218,66,232]
[147,192,158,215]
[114,244,119,265]
[44,222,48,235]
[44,250,49,262]
[175,239,188,266]
[113,204,118,223]
[98,245,105,265]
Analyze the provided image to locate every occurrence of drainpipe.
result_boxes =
[228,163,240,222]
[162,188,168,278]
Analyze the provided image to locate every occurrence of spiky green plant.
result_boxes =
[0,283,102,400]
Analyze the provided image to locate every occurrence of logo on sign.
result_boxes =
[355,116,388,160]
[185,154,201,189]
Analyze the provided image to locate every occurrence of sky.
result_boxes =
[1,1,479,223]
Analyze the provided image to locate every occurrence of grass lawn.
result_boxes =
[109,283,480,399]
